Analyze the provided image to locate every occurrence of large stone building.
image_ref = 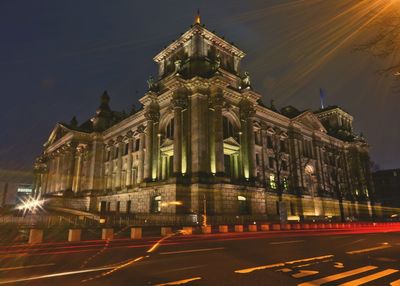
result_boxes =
[33,17,375,223]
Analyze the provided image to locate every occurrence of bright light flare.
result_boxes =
[15,195,46,215]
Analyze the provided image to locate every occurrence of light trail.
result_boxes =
[0,266,116,285]
[0,263,55,272]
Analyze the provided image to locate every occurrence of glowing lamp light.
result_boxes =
[16,195,46,215]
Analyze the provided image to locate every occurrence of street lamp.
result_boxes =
[16,195,46,215]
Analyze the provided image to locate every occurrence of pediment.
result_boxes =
[223,136,240,147]
[160,138,174,148]
[44,123,71,147]
[293,111,327,133]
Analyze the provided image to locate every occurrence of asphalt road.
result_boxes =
[1,226,400,286]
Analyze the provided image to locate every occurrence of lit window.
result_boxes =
[269,174,277,189]
[151,195,161,213]
[283,178,288,191]
[238,195,246,201]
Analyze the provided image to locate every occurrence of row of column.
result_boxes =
[140,88,258,181]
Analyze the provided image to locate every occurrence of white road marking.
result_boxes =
[297,266,378,286]
[270,240,304,245]
[292,270,319,279]
[346,244,392,255]
[235,255,334,274]
[159,247,225,255]
[155,265,205,275]
[339,268,399,286]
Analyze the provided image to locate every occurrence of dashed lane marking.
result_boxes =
[338,268,398,286]
[159,247,225,255]
[297,265,378,286]
[270,240,305,245]
[235,255,334,274]
[292,270,319,279]
[346,244,392,255]
[153,277,202,286]
[391,279,400,285]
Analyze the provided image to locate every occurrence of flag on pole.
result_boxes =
[319,88,325,109]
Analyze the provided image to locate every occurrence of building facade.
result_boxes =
[373,169,400,210]
[33,19,375,222]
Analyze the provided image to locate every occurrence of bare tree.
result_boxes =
[355,11,400,84]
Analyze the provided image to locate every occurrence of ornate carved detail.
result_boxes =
[172,96,188,109]
[239,71,252,90]
[239,99,255,120]
[137,125,146,134]
[145,97,160,122]
[209,92,224,108]
[126,130,133,138]
[147,75,159,92]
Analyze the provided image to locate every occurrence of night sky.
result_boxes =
[0,0,399,172]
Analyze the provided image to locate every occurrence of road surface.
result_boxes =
[0,226,400,285]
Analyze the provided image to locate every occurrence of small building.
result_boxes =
[0,169,34,208]
[373,169,400,210]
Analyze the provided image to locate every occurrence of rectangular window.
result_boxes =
[269,174,277,189]
[114,147,119,159]
[255,153,260,166]
[134,139,140,151]
[126,200,131,213]
[290,202,295,215]
[282,160,288,171]
[254,131,261,145]
[124,143,129,155]
[116,201,120,213]
[106,150,111,161]
[269,157,274,169]
[280,140,286,152]
[267,136,273,148]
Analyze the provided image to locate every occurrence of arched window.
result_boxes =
[166,118,174,139]
[151,195,161,213]
[223,116,236,139]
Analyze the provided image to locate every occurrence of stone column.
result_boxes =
[314,139,325,192]
[126,132,133,186]
[239,100,255,180]
[115,138,123,188]
[190,89,209,174]
[55,152,61,192]
[144,100,160,181]
[213,93,224,175]
[137,126,145,183]
[72,146,84,193]
[65,145,76,191]
[88,136,105,191]
[247,117,256,178]
[172,98,184,174]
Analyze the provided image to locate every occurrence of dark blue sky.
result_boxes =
[0,0,399,171]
